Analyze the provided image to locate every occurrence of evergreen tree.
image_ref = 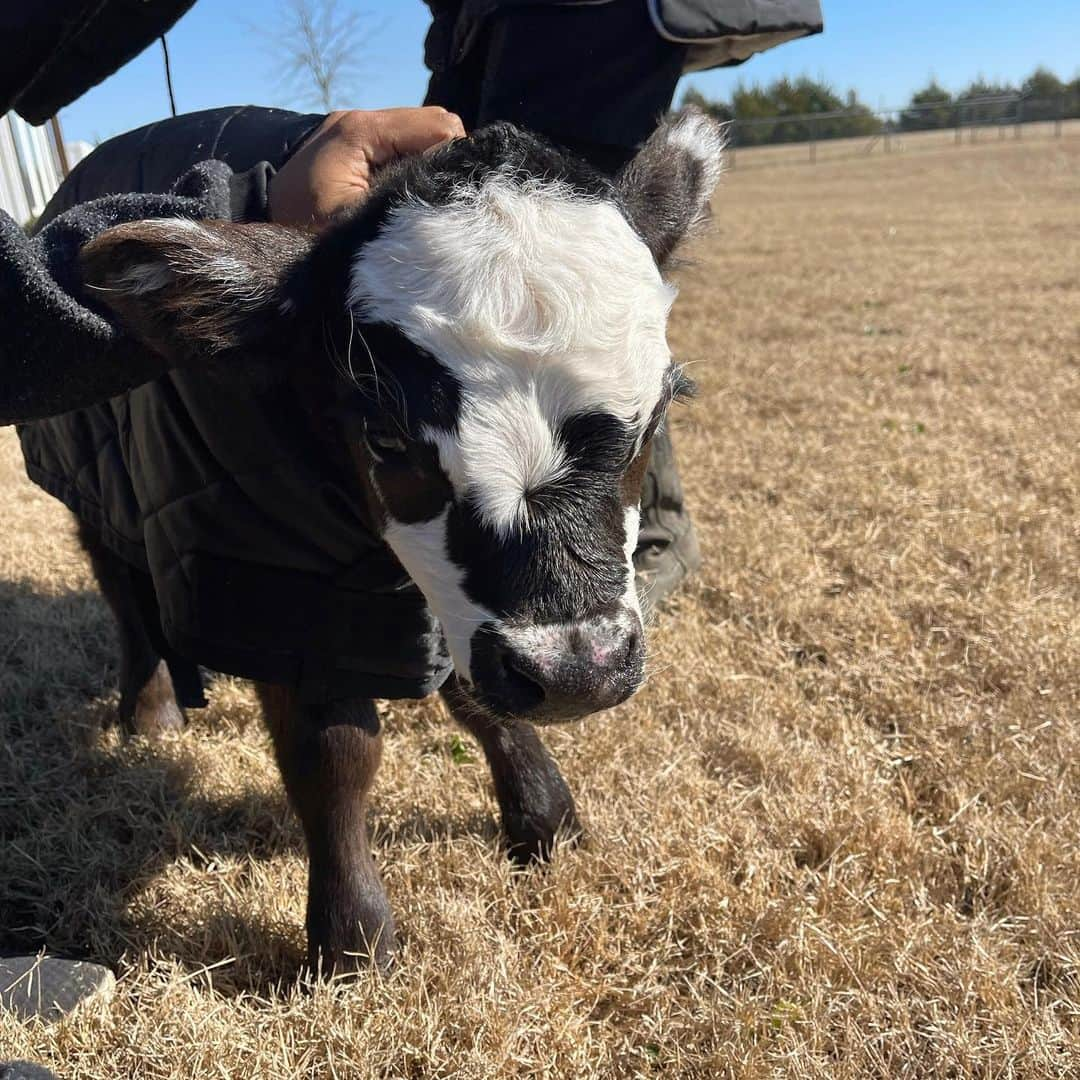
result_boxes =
[728,77,880,145]
[676,66,1077,147]
[899,80,955,130]
[1021,67,1067,120]
[680,86,733,124]
[956,77,1018,124]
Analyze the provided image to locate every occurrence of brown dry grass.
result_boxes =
[2,135,1079,1078]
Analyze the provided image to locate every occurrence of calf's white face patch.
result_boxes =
[381,508,493,678]
[350,174,676,677]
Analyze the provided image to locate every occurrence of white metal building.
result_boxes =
[0,112,86,225]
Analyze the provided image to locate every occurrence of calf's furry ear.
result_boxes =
[80,218,312,358]
[616,108,727,267]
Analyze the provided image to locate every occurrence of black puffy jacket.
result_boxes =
[0,1,196,124]
[429,0,823,72]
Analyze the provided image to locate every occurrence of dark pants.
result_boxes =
[423,0,701,606]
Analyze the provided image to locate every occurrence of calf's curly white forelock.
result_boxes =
[349,174,677,537]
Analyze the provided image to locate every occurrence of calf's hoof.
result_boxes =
[124,661,186,737]
[307,937,395,978]
[307,896,397,977]
[504,797,583,867]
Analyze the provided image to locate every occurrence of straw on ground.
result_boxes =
[1,134,1078,1078]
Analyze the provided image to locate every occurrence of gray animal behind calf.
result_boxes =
[69,111,725,972]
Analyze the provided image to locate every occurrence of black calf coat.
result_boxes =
[19,107,452,703]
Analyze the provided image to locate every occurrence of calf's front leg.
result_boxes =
[442,677,581,864]
[257,686,395,972]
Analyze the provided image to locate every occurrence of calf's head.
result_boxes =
[81,110,725,723]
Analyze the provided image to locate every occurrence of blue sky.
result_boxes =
[60,0,1080,146]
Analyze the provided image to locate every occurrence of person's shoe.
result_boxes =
[0,955,115,1022]
[633,427,701,618]
[634,524,701,619]
[1,1063,61,1079]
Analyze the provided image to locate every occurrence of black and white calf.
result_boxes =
[78,109,724,969]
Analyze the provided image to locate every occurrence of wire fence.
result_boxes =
[3,90,1077,221]
[725,92,1080,170]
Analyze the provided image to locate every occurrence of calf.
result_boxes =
[69,111,724,970]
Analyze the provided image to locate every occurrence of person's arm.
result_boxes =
[0,107,463,425]
[0,161,234,425]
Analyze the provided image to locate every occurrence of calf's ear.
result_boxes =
[80,218,313,359]
[616,107,727,267]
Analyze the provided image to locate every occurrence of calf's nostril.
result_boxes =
[500,649,546,706]
[474,620,645,721]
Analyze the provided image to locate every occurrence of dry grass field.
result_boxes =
[2,134,1079,1077]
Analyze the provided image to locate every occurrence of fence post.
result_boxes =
[1015,98,1023,139]
[809,118,816,164]
[1056,93,1064,138]
[955,104,962,146]
[49,115,70,178]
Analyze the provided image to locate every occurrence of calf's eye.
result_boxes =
[364,425,409,458]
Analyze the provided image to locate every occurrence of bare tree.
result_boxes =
[268,0,375,112]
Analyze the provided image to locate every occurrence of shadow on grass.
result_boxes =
[0,586,292,989]
[0,577,506,994]
[0,570,295,985]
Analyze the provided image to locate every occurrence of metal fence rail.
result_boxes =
[724,92,1079,170]
[3,90,1077,216]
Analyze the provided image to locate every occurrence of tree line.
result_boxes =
[681,67,1080,146]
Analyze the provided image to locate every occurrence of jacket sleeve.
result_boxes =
[0,1,197,124]
[0,160,237,426]
[229,161,276,223]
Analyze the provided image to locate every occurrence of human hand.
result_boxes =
[269,107,465,229]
